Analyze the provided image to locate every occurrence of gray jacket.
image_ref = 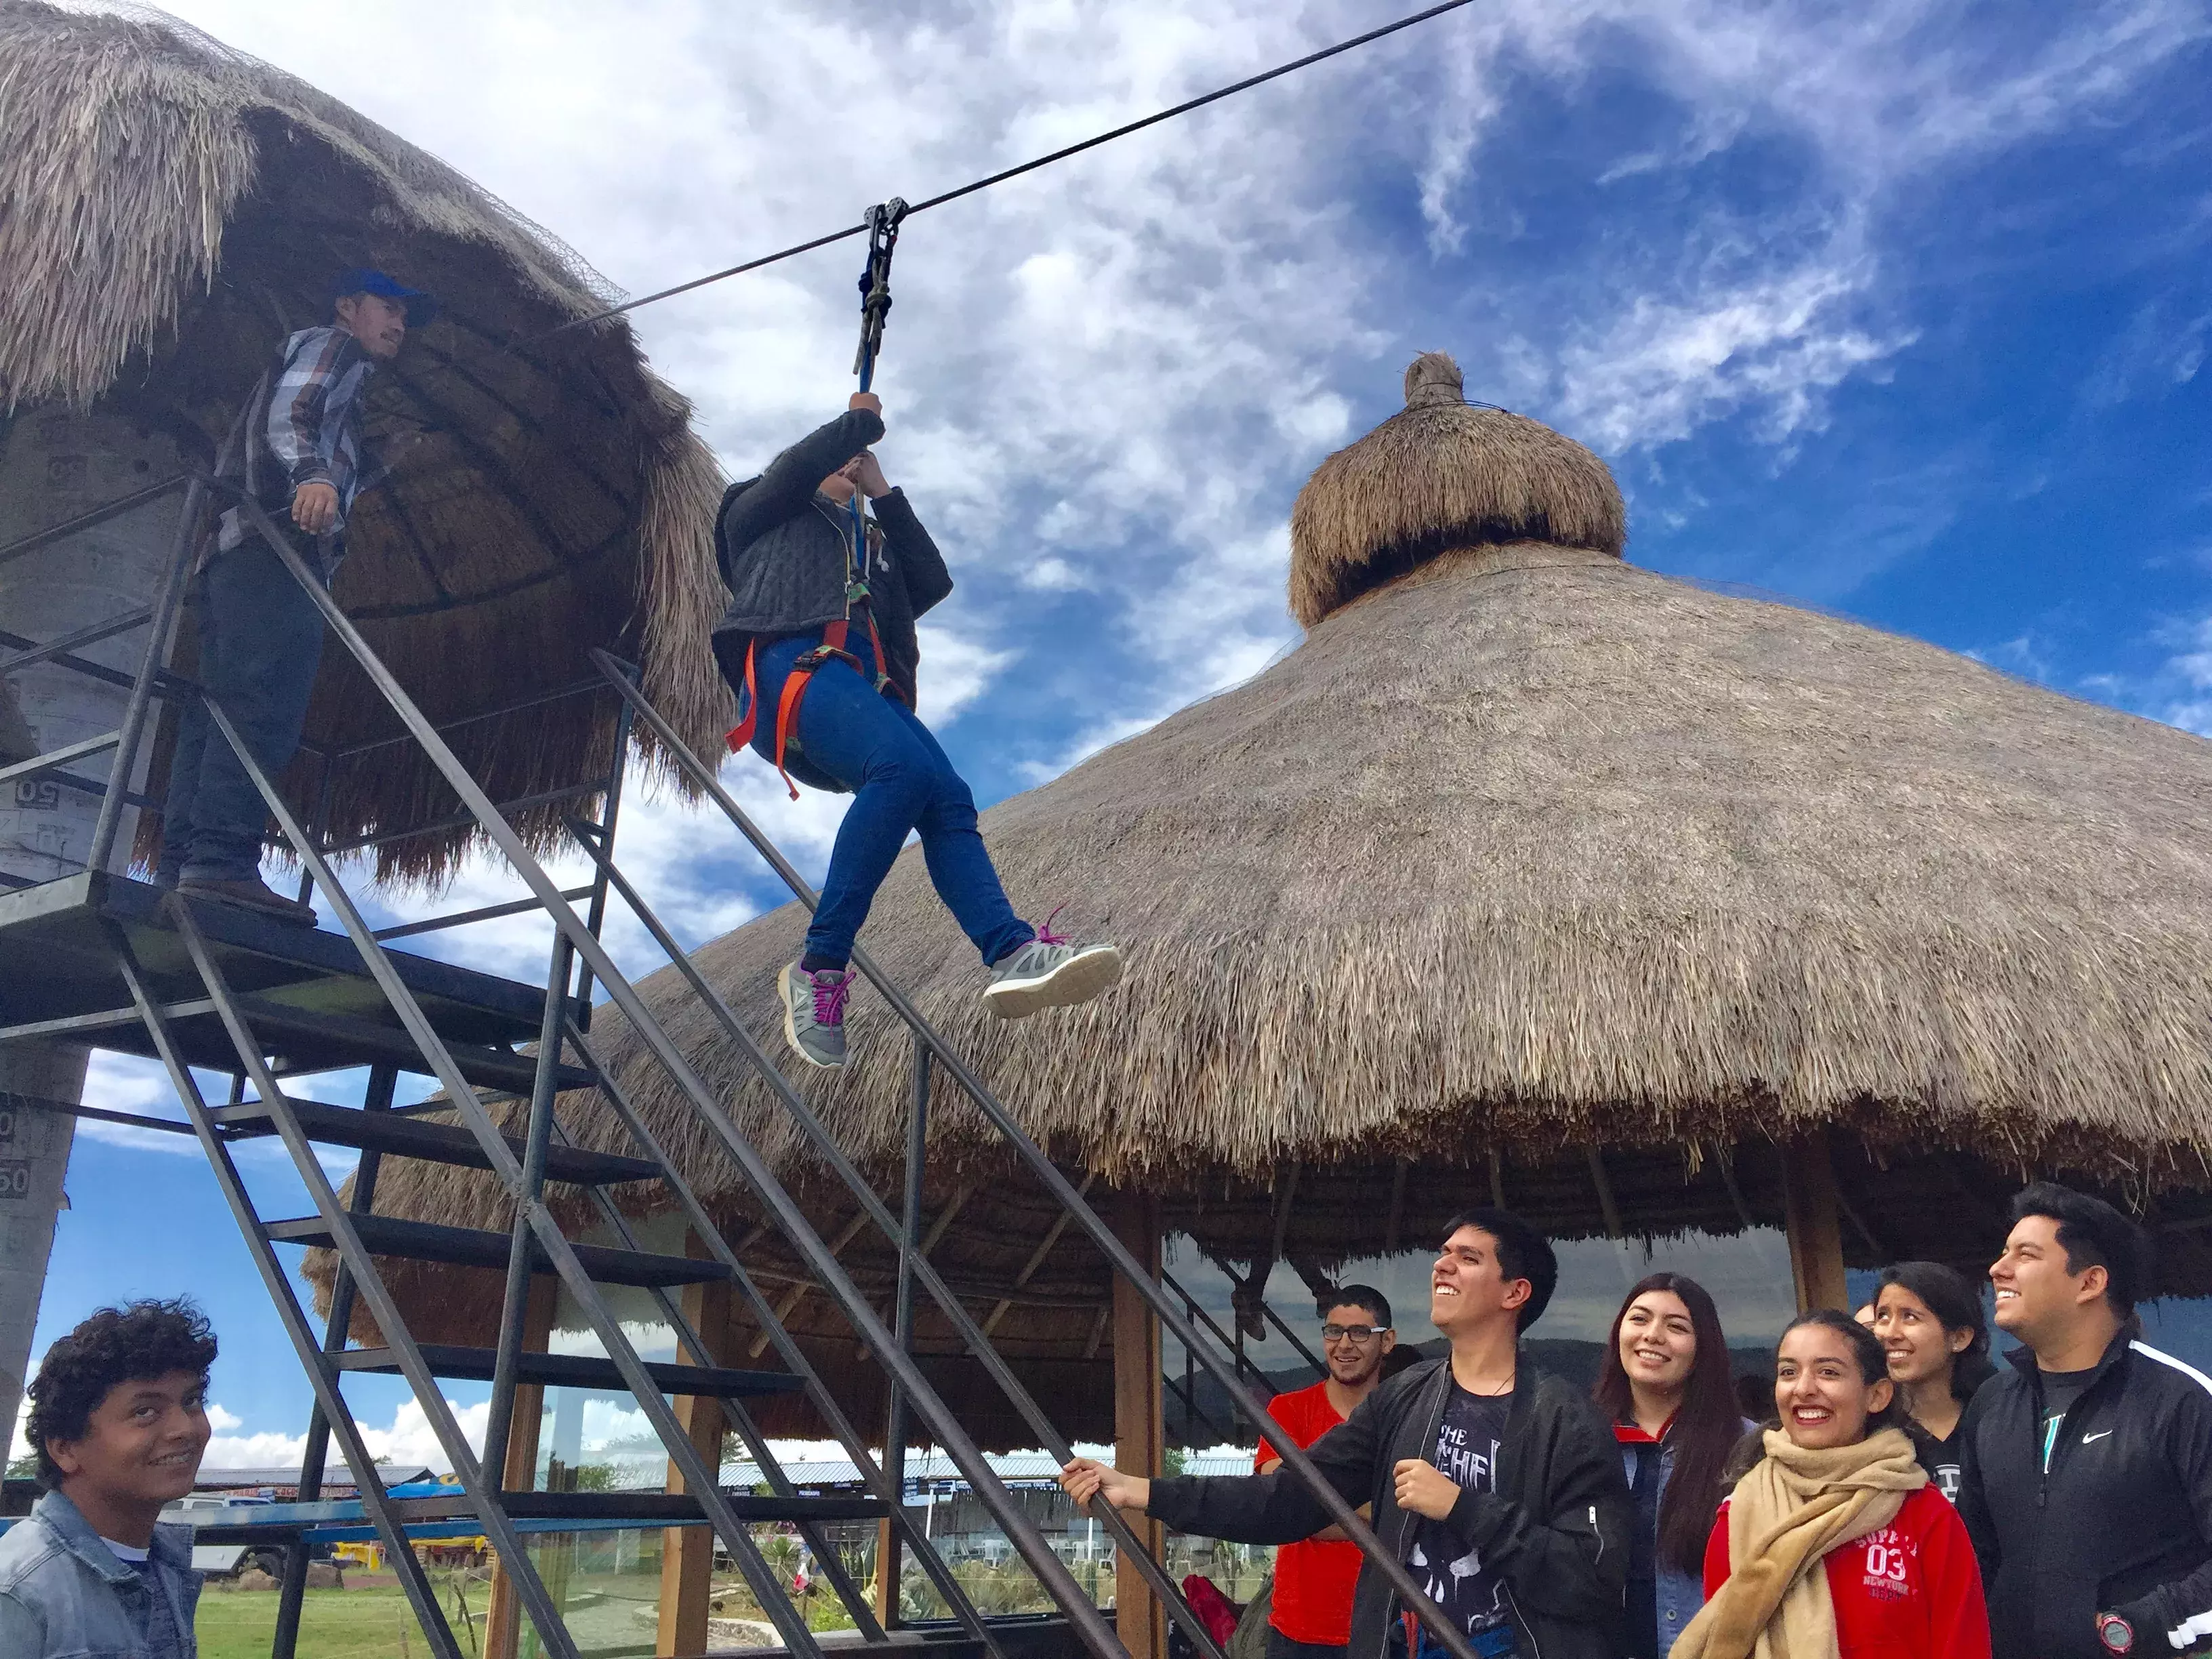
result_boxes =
[712,407,953,705]
[0,1488,201,1657]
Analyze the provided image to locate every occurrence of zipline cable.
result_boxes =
[544,0,1478,337]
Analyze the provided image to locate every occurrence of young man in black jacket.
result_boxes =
[1957,1181,2212,1658]
[1061,1208,1630,1659]
[713,393,1122,1068]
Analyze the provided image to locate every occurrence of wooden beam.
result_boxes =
[1488,1147,1506,1210]
[983,1172,1097,1336]
[1587,1149,1623,1239]
[485,1276,557,1659]
[747,1209,875,1357]
[659,1257,735,1657]
[1383,1158,1410,1255]
[1111,1189,1165,1659]
[1782,1129,1849,1313]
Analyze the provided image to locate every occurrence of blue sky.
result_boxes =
[15,0,2212,1469]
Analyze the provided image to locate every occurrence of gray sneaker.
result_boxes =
[983,917,1124,1021]
[778,960,851,1068]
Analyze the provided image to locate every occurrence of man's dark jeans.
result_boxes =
[157,529,326,884]
[738,631,1032,970]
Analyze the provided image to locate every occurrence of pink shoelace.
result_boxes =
[1034,903,1071,947]
[808,968,852,1025]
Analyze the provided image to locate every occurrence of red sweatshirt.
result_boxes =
[1704,1483,1991,1659]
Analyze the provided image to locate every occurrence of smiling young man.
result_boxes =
[0,1300,218,1658]
[1957,1182,2212,1659]
[155,268,434,926]
[1060,1209,1630,1658]
[1249,1286,1399,1659]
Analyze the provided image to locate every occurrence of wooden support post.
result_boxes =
[485,1276,558,1659]
[659,1257,735,1657]
[1782,1128,1849,1314]
[1111,1189,1164,1659]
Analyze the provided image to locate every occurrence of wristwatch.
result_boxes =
[2097,1612,2135,1654]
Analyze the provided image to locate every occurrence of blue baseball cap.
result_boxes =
[329,268,438,329]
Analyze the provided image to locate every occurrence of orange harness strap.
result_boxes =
[724,615,906,800]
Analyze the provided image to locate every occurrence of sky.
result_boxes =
[14,0,2212,1473]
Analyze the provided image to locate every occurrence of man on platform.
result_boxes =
[155,268,434,924]
[1061,1208,1629,1659]
[1256,1286,1400,1658]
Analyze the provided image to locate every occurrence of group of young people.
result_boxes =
[1061,1181,2212,1659]
[157,270,1124,1068]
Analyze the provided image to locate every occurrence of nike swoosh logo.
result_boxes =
[2082,1431,2114,1443]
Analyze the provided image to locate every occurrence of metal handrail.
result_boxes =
[587,647,1488,1659]
[209,487,1122,1654]
[559,817,1221,1658]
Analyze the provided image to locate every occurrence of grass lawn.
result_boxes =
[196,1585,459,1658]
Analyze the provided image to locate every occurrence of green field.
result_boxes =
[197,1586,438,1659]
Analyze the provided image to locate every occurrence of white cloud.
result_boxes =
[200,1395,492,1479]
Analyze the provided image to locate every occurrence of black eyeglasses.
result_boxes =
[1320,1324,1388,1343]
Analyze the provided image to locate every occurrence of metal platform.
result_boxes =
[0,869,576,1081]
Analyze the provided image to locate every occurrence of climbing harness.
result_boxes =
[726,200,910,799]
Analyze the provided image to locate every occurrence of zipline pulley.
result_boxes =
[853,197,908,392]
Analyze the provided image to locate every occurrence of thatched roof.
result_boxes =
[1,1,731,880]
[309,352,2212,1440]
[1289,352,1625,626]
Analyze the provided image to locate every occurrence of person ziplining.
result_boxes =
[710,205,1123,1068]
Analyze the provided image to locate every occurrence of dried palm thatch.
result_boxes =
[310,353,2212,1441]
[1288,351,1625,626]
[0,0,732,882]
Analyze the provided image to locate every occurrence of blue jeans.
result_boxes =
[157,530,327,883]
[742,632,1033,970]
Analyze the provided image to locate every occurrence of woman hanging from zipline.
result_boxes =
[711,390,1123,1068]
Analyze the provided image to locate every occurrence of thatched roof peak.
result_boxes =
[1289,352,1626,626]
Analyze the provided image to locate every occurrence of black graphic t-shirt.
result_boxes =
[1908,1419,1965,1503]
[1405,1384,1515,1645]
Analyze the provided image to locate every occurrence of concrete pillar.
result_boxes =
[0,405,189,880]
[0,1048,83,1448]
[1,406,188,1460]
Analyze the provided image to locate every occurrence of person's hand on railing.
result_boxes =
[1059,1456,1149,1514]
[292,480,340,535]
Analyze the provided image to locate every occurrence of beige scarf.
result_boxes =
[1671,1427,1927,1659]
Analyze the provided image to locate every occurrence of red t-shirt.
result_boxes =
[1256,1380,1364,1646]
[1703,1483,1990,1659]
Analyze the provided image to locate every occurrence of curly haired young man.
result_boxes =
[0,1300,216,1658]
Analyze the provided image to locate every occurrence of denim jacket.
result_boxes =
[0,1489,200,1657]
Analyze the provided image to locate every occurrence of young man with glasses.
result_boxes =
[1250,1288,1400,1658]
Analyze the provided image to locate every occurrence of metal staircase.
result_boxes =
[0,434,1489,1659]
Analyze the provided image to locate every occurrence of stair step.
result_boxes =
[188,1488,886,1544]
[262,1214,729,1288]
[213,1100,660,1187]
[331,1345,802,1399]
[232,998,594,1095]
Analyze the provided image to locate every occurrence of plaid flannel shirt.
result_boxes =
[211,325,380,578]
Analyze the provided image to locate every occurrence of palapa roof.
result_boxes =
[314,351,2212,1443]
[0,0,731,880]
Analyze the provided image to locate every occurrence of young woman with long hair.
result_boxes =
[1871,1261,1995,1502]
[1594,1273,1748,1658]
[1676,1310,1990,1659]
